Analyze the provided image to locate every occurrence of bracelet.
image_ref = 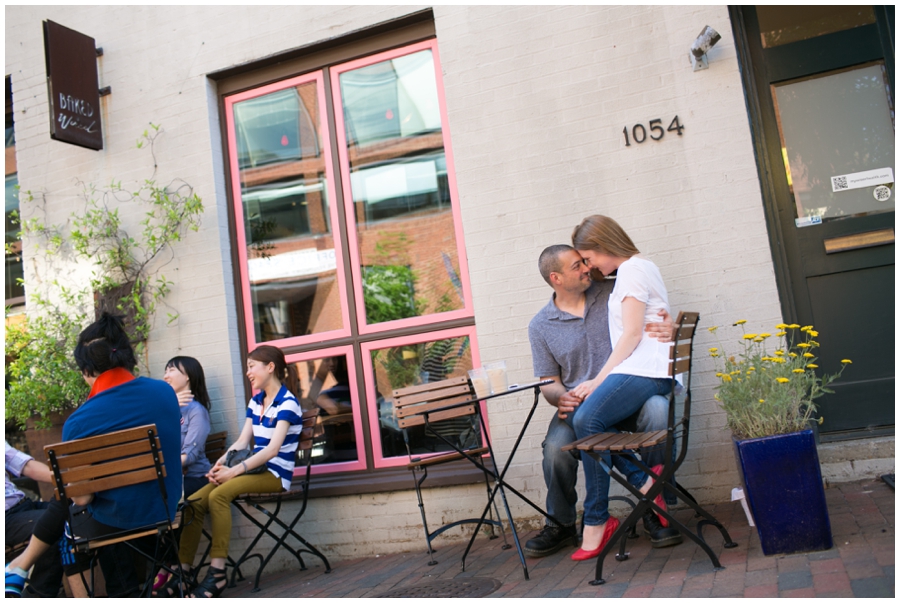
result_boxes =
[241,461,248,474]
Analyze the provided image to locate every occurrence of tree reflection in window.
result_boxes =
[373,335,477,458]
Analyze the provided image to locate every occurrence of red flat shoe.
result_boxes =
[650,465,669,528]
[571,516,620,561]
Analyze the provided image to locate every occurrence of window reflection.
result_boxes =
[370,335,476,459]
[293,354,358,466]
[339,49,465,326]
[772,63,895,221]
[233,80,344,342]
[757,6,875,48]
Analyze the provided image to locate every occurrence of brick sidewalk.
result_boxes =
[226,477,894,597]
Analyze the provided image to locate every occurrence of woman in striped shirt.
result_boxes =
[170,345,303,598]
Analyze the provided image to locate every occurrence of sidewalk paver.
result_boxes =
[225,478,894,597]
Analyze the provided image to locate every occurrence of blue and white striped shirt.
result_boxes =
[246,385,303,490]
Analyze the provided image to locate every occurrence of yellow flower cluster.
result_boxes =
[706,320,852,440]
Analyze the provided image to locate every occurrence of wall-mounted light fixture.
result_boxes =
[690,25,721,71]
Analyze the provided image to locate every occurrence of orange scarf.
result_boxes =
[88,367,136,398]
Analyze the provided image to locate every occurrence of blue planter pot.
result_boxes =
[733,429,832,556]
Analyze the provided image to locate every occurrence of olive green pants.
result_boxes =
[178,471,282,563]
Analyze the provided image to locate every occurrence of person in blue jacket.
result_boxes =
[5,313,181,598]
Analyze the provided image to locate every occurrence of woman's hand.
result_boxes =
[175,390,193,406]
[571,377,602,401]
[207,463,239,486]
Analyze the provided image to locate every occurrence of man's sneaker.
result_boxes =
[524,524,577,557]
[642,510,683,548]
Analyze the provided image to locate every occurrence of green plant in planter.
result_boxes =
[5,124,203,429]
[5,291,90,429]
[708,321,851,440]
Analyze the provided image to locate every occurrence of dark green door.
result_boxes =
[732,6,895,436]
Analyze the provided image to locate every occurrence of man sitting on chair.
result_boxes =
[525,245,683,557]
[4,313,182,598]
[5,442,64,597]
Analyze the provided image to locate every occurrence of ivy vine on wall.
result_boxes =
[5,124,205,428]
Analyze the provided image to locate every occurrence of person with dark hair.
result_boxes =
[163,356,212,498]
[160,345,304,598]
[5,442,64,597]
[5,312,182,597]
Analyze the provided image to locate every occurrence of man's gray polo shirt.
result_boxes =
[528,280,614,390]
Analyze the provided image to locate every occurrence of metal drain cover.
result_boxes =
[380,578,502,598]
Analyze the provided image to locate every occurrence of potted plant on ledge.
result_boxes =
[709,321,851,556]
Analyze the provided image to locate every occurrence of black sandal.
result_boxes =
[189,567,228,599]
[153,568,195,598]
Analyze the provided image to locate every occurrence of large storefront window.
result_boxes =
[224,38,478,479]
[333,45,470,333]
[227,74,349,347]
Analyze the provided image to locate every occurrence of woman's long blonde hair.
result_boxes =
[571,215,639,258]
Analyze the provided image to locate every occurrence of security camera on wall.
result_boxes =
[691,25,721,71]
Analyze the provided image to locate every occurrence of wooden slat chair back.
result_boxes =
[204,431,228,465]
[44,424,184,596]
[392,375,507,566]
[561,311,737,585]
[228,407,331,593]
[45,425,167,507]
[393,376,488,466]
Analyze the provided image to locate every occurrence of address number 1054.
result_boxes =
[623,116,684,146]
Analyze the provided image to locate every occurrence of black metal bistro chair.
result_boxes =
[228,408,331,593]
[562,311,737,585]
[393,376,510,567]
[44,425,187,597]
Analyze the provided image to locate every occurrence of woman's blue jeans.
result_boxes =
[572,374,673,526]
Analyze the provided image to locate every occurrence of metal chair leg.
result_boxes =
[411,467,439,566]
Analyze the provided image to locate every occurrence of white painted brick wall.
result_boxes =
[7,5,886,568]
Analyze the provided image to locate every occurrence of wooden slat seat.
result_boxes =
[408,447,489,469]
[559,311,737,586]
[563,429,668,453]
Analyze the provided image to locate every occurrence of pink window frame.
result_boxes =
[224,72,352,350]
[284,345,367,475]
[360,326,491,469]
[329,39,475,336]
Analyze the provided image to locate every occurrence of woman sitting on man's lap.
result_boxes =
[568,215,674,561]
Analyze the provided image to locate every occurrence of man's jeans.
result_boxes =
[541,394,670,528]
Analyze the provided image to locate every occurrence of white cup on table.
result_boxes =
[468,367,491,399]
[484,360,508,395]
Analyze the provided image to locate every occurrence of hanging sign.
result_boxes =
[830,167,893,193]
[43,20,103,150]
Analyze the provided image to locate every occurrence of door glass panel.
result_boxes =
[757,6,876,48]
[370,334,476,459]
[233,81,344,342]
[339,49,465,326]
[772,63,895,221]
[291,353,359,466]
